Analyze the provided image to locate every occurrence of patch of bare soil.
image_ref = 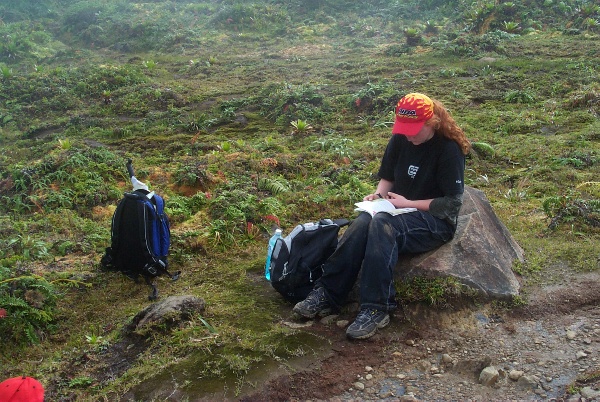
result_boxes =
[242,272,600,402]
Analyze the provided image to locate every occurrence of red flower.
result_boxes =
[263,214,280,227]
[205,191,212,199]
[0,308,7,318]
[355,98,361,107]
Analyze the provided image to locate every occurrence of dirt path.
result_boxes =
[242,273,600,402]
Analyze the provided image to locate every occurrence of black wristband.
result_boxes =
[376,193,383,199]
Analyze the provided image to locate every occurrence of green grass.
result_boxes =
[0,0,599,399]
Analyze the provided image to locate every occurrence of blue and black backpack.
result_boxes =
[101,162,180,300]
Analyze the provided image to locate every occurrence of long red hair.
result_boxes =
[425,99,471,155]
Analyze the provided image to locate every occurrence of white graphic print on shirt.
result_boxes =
[407,165,419,179]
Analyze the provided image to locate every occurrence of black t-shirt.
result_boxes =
[377,134,465,200]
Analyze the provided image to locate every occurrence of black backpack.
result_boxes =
[101,161,180,300]
[269,218,350,302]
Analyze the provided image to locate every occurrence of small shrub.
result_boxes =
[553,151,597,169]
[505,90,535,104]
[6,235,49,260]
[383,43,411,57]
[257,82,326,125]
[543,194,600,230]
[471,142,495,159]
[350,80,401,115]
[579,3,600,18]
[173,161,213,188]
[68,376,93,388]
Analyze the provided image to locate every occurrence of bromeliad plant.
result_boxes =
[404,27,422,46]
[290,119,313,135]
[502,21,521,33]
[0,64,12,80]
[143,60,157,70]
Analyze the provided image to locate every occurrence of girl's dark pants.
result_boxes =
[317,211,455,312]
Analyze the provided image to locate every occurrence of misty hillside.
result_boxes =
[0,0,599,400]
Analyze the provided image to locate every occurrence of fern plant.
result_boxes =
[505,89,535,103]
[0,273,59,344]
[258,176,290,195]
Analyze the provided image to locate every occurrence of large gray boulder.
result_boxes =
[395,186,522,299]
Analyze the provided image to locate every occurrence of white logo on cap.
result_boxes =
[397,108,418,117]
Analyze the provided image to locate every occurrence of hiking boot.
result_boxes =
[292,287,332,318]
[346,308,390,340]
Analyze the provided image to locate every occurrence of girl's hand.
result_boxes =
[387,192,433,211]
[363,193,386,201]
[386,192,409,207]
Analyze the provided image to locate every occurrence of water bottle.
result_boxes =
[265,229,282,281]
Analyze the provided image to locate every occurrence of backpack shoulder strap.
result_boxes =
[153,193,164,213]
[318,218,351,228]
[152,194,171,257]
[332,218,351,227]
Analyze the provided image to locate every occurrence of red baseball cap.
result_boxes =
[0,376,45,402]
[391,93,435,136]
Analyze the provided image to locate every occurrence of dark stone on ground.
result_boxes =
[123,295,206,335]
